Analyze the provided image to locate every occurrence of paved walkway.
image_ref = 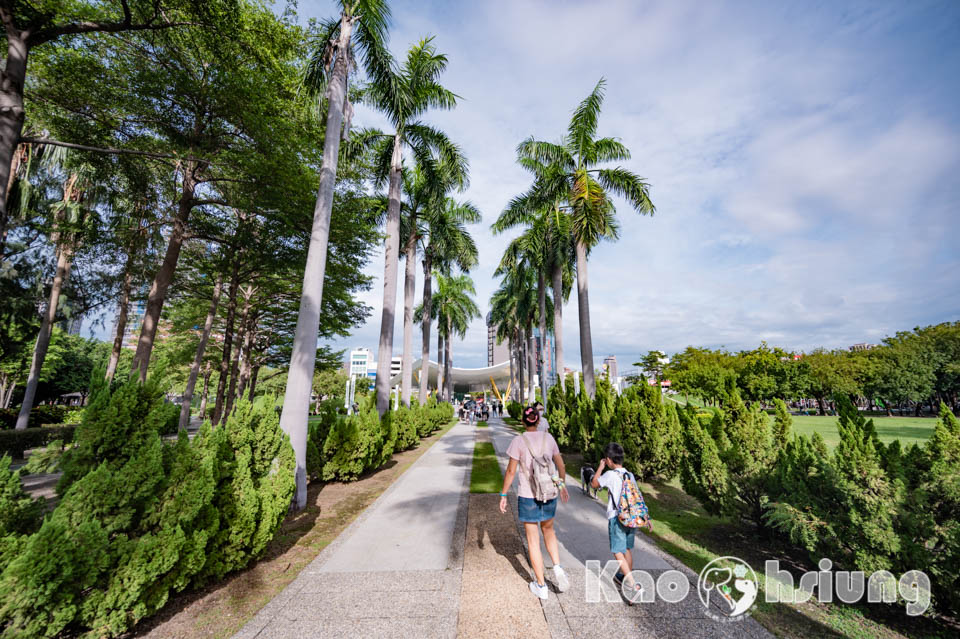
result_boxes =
[234,420,474,639]
[487,416,772,639]
[234,414,774,639]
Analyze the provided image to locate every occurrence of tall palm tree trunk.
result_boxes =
[279,12,355,511]
[506,338,515,401]
[527,324,536,403]
[15,239,74,430]
[575,240,596,398]
[131,161,198,382]
[444,315,453,402]
[517,330,525,403]
[400,235,416,406]
[418,254,433,404]
[375,134,403,416]
[437,330,444,399]
[178,273,223,431]
[537,269,548,408]
[551,261,564,391]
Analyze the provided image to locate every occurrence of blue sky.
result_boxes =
[83,1,960,372]
[294,0,960,371]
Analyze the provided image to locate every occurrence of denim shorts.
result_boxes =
[517,496,558,522]
[608,517,636,554]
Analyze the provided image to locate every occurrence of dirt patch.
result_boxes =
[129,421,457,639]
[457,493,549,639]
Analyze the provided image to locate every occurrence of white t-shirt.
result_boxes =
[536,414,550,432]
[598,468,631,520]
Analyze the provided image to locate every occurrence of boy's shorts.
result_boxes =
[608,517,636,554]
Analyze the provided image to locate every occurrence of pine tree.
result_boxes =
[676,404,729,517]
[772,398,791,451]
[546,383,571,448]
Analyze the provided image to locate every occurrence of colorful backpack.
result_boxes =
[614,469,650,528]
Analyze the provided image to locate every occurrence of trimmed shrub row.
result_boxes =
[0,405,71,430]
[0,380,295,638]
[307,396,454,483]
[547,376,960,616]
[0,426,77,459]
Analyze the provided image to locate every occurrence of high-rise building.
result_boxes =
[486,312,510,366]
[602,355,618,381]
[109,299,147,350]
[391,356,402,378]
[533,328,557,389]
[348,348,373,379]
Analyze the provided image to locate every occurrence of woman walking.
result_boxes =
[498,406,570,599]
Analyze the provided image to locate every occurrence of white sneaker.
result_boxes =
[529,581,549,600]
[553,565,569,592]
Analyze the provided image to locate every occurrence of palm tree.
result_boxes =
[418,196,479,403]
[398,160,473,406]
[513,78,655,397]
[432,273,480,402]
[493,199,574,402]
[492,251,540,403]
[16,150,98,429]
[367,38,466,415]
[281,0,391,510]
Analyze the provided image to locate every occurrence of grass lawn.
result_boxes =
[470,441,503,493]
[561,454,954,639]
[665,397,937,450]
[787,415,935,450]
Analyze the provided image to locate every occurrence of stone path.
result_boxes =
[234,414,775,639]
[234,420,475,639]
[487,416,773,639]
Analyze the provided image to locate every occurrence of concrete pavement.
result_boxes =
[487,416,774,639]
[233,419,474,639]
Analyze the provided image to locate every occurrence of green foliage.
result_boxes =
[546,383,571,448]
[195,397,296,583]
[0,456,44,571]
[587,378,617,463]
[23,439,65,475]
[772,398,791,451]
[506,401,522,420]
[618,383,681,481]
[0,382,295,638]
[322,404,385,482]
[57,380,168,494]
[0,425,77,459]
[677,405,729,517]
[390,405,420,452]
[898,404,960,614]
[156,402,180,436]
[0,405,69,430]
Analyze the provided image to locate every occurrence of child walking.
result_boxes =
[590,442,653,602]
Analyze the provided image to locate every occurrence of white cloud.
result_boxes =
[300,0,960,368]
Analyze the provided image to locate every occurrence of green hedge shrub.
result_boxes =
[0,382,295,638]
[391,406,420,452]
[506,401,522,420]
[322,404,386,482]
[0,426,76,459]
[546,384,571,448]
[0,405,71,430]
[0,456,44,572]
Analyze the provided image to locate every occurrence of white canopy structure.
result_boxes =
[389,359,515,397]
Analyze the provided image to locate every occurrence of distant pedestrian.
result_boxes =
[498,406,570,600]
[590,442,653,604]
[534,401,549,433]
